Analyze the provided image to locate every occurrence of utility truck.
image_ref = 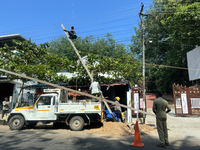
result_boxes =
[8,89,102,131]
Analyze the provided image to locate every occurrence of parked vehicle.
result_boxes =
[7,89,102,131]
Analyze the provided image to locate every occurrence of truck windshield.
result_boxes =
[37,96,52,105]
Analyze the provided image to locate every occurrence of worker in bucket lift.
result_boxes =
[63,26,77,40]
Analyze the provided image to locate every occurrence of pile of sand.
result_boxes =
[92,122,131,137]
[139,124,155,133]
[91,122,155,137]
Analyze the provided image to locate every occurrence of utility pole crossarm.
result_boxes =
[61,24,93,82]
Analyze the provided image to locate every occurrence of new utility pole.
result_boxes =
[139,2,148,124]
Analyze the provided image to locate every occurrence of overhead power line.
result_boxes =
[18,14,138,36]
[73,49,200,72]
[0,4,145,35]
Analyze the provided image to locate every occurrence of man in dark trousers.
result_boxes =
[64,26,77,40]
[153,91,171,148]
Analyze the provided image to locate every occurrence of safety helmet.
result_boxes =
[115,97,120,101]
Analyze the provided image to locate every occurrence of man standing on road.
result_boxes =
[2,97,10,119]
[153,91,171,148]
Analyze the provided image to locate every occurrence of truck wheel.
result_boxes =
[9,115,25,130]
[69,116,84,131]
[26,122,37,128]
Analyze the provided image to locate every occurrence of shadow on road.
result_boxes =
[21,121,103,131]
[0,124,199,150]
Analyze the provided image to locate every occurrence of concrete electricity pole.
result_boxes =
[139,2,148,124]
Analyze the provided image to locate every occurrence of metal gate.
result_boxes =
[173,84,200,116]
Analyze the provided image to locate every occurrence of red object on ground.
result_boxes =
[131,121,144,147]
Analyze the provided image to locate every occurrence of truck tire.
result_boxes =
[69,116,84,131]
[9,115,25,130]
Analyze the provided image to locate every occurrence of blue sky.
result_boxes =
[0,0,153,46]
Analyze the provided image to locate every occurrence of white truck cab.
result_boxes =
[8,89,102,131]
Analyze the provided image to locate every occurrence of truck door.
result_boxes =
[51,96,57,120]
[34,96,55,120]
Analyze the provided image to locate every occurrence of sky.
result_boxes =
[0,0,153,46]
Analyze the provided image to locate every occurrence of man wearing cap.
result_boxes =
[153,91,171,148]
[114,97,122,122]
[2,97,10,119]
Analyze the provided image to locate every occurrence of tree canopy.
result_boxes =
[48,33,140,86]
[0,39,72,83]
[48,33,128,61]
[129,0,200,93]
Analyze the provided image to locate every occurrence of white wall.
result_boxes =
[126,88,132,123]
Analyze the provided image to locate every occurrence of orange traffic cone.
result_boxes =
[131,120,144,147]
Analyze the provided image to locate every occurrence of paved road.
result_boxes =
[0,107,200,150]
[145,107,200,150]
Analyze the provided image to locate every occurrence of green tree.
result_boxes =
[129,0,200,93]
[48,33,140,86]
[161,0,200,45]
[0,39,73,106]
[48,33,128,60]
[0,39,73,81]
[72,53,140,86]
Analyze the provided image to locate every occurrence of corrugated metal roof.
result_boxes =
[23,83,69,89]
[0,34,27,47]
